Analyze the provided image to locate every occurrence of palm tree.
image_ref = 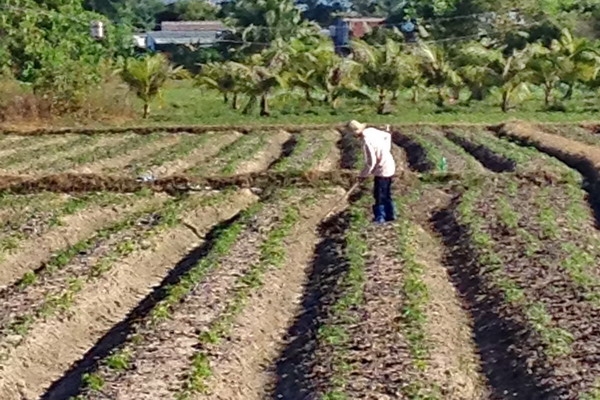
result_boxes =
[281,36,329,102]
[526,42,561,107]
[234,51,286,116]
[454,42,504,102]
[552,28,600,99]
[496,48,532,112]
[197,61,244,109]
[120,53,176,118]
[414,43,462,107]
[352,39,405,114]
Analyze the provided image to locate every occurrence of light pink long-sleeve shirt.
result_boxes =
[359,127,396,177]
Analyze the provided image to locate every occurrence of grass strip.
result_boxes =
[3,190,232,341]
[320,195,370,400]
[460,187,573,358]
[176,195,301,398]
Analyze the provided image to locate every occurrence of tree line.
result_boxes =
[3,0,600,121]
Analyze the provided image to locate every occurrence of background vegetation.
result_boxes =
[3,0,600,127]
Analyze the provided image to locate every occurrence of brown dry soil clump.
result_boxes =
[435,175,600,399]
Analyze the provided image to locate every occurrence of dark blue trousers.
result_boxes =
[373,176,396,222]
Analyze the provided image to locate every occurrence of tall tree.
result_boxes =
[225,0,320,54]
[173,0,219,21]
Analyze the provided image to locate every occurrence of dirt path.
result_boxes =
[71,134,181,174]
[197,187,345,400]
[0,196,155,288]
[233,130,290,174]
[409,188,487,399]
[146,131,242,177]
[0,190,257,400]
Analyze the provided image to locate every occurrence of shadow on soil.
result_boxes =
[40,212,244,400]
[268,133,299,170]
[268,189,363,400]
[445,130,516,173]
[391,130,434,172]
[431,194,558,400]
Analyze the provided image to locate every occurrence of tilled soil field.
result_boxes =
[0,123,600,400]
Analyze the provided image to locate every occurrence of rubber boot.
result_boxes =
[372,204,386,224]
[384,200,397,222]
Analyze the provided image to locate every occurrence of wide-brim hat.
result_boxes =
[346,120,367,135]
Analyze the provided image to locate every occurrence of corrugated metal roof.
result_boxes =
[146,30,219,45]
[160,20,227,31]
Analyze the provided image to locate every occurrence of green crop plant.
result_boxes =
[320,194,369,400]
[457,186,574,360]
[176,196,301,398]
[221,133,267,175]
[2,191,231,343]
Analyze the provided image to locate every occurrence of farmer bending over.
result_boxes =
[346,120,396,224]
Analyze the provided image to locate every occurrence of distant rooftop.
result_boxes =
[146,30,221,46]
[160,20,227,31]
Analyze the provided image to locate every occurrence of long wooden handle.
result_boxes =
[323,181,360,220]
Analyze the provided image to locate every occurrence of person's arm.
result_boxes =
[360,140,375,177]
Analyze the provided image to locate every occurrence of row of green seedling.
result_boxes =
[37,133,159,171]
[1,134,99,170]
[0,190,232,351]
[420,128,482,172]
[459,186,574,359]
[176,195,301,399]
[130,133,211,175]
[0,135,83,166]
[457,128,579,182]
[73,199,265,398]
[0,192,127,263]
[0,191,66,229]
[220,133,268,175]
[0,135,42,151]
[77,189,302,399]
[395,187,442,399]
[580,379,600,400]
[319,194,370,400]
[185,133,264,176]
[533,188,600,304]
[271,132,335,173]
[501,185,600,305]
